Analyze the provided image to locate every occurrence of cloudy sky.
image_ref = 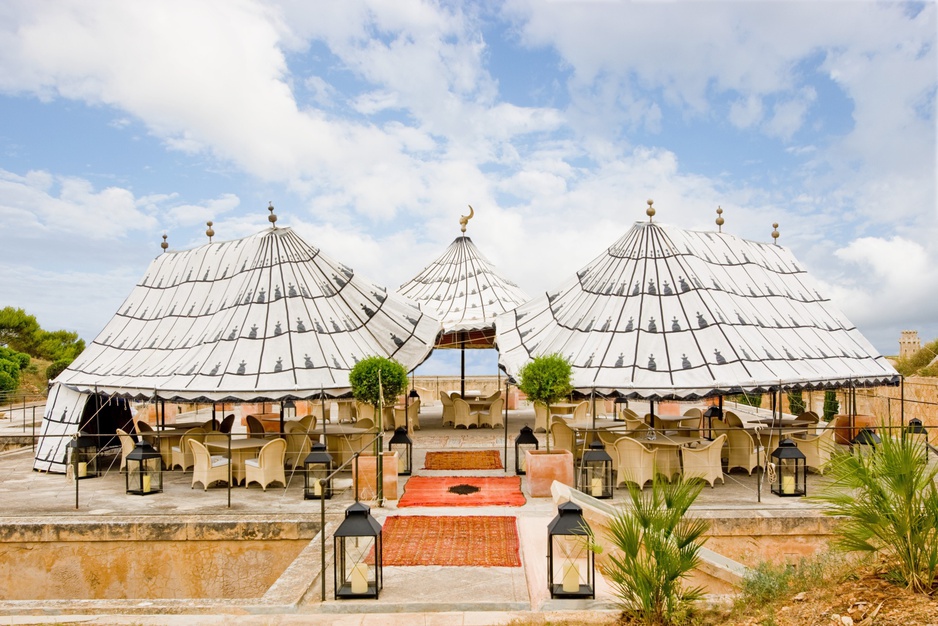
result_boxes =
[0,0,934,375]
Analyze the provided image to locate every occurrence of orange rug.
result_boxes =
[381,515,521,567]
[398,476,526,508]
[423,450,503,470]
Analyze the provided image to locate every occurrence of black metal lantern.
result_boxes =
[547,502,595,599]
[702,406,723,441]
[125,440,162,495]
[388,427,413,476]
[769,439,806,497]
[613,397,629,421]
[68,431,99,480]
[907,418,927,435]
[578,441,613,499]
[853,427,881,453]
[303,442,333,499]
[408,388,420,403]
[515,425,539,475]
[334,502,383,599]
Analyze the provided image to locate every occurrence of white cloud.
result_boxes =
[729,95,763,129]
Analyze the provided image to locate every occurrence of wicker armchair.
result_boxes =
[791,426,837,474]
[613,437,657,489]
[681,434,726,487]
[393,399,420,431]
[550,420,584,460]
[245,414,267,438]
[284,422,312,470]
[440,391,456,427]
[171,427,205,471]
[218,414,235,433]
[454,397,477,429]
[244,438,287,491]
[726,427,763,475]
[115,428,136,472]
[477,398,504,429]
[189,440,231,490]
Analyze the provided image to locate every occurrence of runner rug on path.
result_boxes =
[423,450,503,470]
[398,476,526,508]
[382,515,521,567]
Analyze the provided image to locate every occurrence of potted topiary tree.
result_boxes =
[517,353,575,496]
[348,356,409,503]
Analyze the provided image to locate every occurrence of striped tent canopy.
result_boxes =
[496,217,898,399]
[398,209,529,349]
[54,225,442,401]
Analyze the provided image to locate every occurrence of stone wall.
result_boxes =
[0,518,316,601]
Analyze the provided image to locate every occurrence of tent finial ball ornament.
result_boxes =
[772,222,780,245]
[206,221,214,242]
[268,201,277,227]
[646,198,655,221]
[160,233,168,252]
[716,206,724,232]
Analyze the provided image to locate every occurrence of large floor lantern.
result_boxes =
[125,440,162,495]
[68,431,99,480]
[388,427,413,476]
[579,441,613,499]
[303,442,333,499]
[515,425,539,475]
[853,427,881,455]
[548,502,595,599]
[334,502,383,599]
[770,439,806,497]
[702,406,722,441]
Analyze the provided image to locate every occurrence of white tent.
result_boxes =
[496,217,899,398]
[397,209,529,390]
[35,221,441,472]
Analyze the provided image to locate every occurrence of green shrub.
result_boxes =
[822,390,839,421]
[46,358,72,381]
[728,392,762,408]
[517,353,572,451]
[348,356,408,411]
[812,429,938,593]
[787,389,806,415]
[599,476,709,625]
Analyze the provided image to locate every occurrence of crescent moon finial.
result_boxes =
[460,204,475,233]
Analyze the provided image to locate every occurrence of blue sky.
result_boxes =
[0,1,935,375]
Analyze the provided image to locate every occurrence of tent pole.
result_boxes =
[503,378,509,473]
[900,376,905,428]
[460,332,466,397]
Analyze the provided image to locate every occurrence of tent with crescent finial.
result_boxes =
[397,206,530,394]
[34,204,442,473]
[495,200,899,399]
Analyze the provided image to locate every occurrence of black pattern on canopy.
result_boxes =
[496,220,898,398]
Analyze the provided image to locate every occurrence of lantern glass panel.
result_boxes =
[550,535,593,598]
[578,442,613,498]
[126,455,162,495]
[388,428,412,476]
[303,445,333,499]
[335,534,381,598]
[68,433,98,480]
[770,439,806,497]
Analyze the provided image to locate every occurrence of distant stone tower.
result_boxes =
[899,330,921,359]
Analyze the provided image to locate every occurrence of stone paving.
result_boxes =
[0,400,851,624]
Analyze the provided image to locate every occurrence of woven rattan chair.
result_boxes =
[477,398,504,429]
[189,440,231,490]
[613,437,657,489]
[171,427,205,471]
[550,420,584,460]
[218,414,235,433]
[791,426,837,474]
[454,397,477,429]
[115,428,136,472]
[726,427,763,475]
[244,438,286,491]
[533,401,549,433]
[681,434,726,487]
[440,391,456,427]
[393,399,420,431]
[284,422,312,470]
[245,414,266,438]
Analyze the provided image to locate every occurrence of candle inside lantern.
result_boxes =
[78,462,87,478]
[591,477,602,497]
[782,475,795,495]
[350,562,368,594]
[562,563,579,593]
[143,474,151,493]
[313,479,322,497]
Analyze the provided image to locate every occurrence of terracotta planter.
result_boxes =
[524,449,574,497]
[352,451,399,500]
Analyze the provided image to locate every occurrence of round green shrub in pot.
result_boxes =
[517,353,572,452]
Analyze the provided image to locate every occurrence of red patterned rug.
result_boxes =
[423,450,503,470]
[398,476,526,508]
[382,515,521,567]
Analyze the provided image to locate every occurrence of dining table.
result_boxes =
[319,423,378,466]
[205,438,267,484]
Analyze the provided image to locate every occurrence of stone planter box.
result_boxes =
[351,451,399,500]
[524,449,574,497]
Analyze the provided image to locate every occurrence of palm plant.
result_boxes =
[599,476,710,625]
[812,428,938,593]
